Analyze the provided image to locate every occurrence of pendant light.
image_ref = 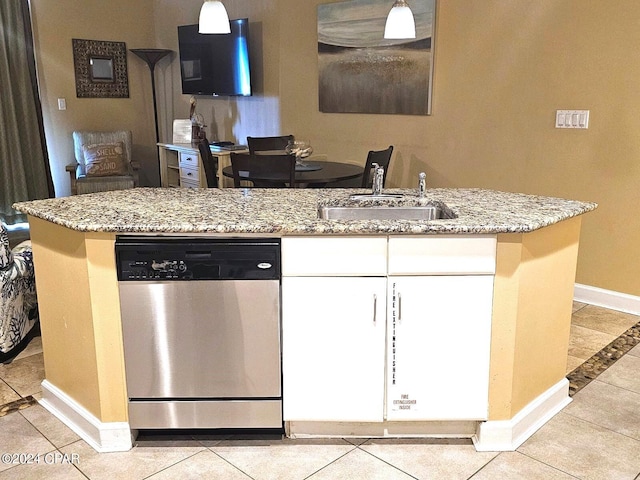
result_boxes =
[384,0,416,40]
[199,0,231,34]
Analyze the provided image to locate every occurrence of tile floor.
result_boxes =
[0,302,639,479]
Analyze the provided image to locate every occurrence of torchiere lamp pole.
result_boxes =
[130,48,172,145]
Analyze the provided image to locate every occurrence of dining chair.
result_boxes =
[230,152,296,188]
[362,145,394,188]
[197,135,219,188]
[247,135,294,154]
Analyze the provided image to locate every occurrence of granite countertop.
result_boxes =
[13,187,597,235]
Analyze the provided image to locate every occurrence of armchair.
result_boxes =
[0,223,39,363]
[66,130,140,195]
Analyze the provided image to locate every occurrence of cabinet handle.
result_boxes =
[398,292,402,321]
[373,294,377,324]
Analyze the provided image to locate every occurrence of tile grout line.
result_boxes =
[514,450,583,479]
[204,443,261,480]
[355,445,421,480]
[300,443,364,480]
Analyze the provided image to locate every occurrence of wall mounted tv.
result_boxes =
[178,18,252,97]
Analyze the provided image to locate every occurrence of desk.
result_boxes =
[222,161,363,187]
[158,143,249,188]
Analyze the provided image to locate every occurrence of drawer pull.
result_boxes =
[373,294,377,324]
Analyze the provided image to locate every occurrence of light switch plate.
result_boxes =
[556,110,589,129]
[57,98,66,111]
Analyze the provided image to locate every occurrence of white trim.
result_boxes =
[472,378,571,452]
[574,283,640,315]
[286,420,478,439]
[39,380,133,453]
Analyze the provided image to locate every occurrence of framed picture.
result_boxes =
[318,0,435,115]
[72,39,129,98]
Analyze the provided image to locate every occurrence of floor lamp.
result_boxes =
[130,49,172,145]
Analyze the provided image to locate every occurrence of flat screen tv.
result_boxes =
[178,18,252,96]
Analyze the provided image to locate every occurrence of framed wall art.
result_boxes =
[318,0,435,115]
[72,38,129,98]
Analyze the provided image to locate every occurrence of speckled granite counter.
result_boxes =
[17,186,596,453]
[13,187,596,235]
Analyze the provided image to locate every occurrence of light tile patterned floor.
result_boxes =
[0,303,639,479]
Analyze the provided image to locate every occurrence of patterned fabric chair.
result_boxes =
[0,223,39,363]
[66,130,140,195]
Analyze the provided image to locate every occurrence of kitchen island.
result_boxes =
[14,187,596,453]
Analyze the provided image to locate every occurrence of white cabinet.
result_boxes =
[281,235,496,425]
[282,276,387,422]
[281,236,387,422]
[386,275,494,421]
[385,235,496,422]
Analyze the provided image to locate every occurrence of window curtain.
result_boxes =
[0,0,54,226]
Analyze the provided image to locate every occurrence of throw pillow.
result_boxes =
[83,142,128,177]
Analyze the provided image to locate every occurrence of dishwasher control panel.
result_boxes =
[115,237,281,281]
[120,259,189,280]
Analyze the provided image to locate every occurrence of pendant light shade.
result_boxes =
[384,0,416,40]
[199,0,231,34]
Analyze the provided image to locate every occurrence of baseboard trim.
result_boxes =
[574,283,640,315]
[472,378,571,452]
[39,380,132,452]
[286,420,478,439]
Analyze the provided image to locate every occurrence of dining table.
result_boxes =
[221,160,364,188]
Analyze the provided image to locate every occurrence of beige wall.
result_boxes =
[277,0,639,297]
[152,0,282,146]
[30,0,158,192]
[32,0,640,296]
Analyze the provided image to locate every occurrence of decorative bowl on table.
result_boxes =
[285,140,313,165]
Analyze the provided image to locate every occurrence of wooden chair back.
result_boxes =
[362,145,394,188]
[230,152,296,188]
[197,135,219,188]
[247,135,294,154]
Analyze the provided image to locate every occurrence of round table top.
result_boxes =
[222,161,364,186]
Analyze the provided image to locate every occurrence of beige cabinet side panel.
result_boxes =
[29,217,127,422]
[489,217,581,420]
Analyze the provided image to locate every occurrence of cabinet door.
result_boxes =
[386,275,493,421]
[282,276,387,422]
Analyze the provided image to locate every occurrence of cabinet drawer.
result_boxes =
[180,166,200,183]
[388,235,496,275]
[282,236,387,276]
[180,178,199,189]
[179,151,199,169]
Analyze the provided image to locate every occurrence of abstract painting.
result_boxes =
[318,0,435,115]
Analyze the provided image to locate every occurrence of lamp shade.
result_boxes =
[199,0,231,34]
[384,0,416,40]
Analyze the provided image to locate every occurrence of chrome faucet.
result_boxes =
[418,172,426,198]
[372,163,384,195]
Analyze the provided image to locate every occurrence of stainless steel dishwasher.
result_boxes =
[115,236,282,430]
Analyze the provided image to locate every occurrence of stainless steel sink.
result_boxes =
[318,205,449,221]
[349,193,404,201]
